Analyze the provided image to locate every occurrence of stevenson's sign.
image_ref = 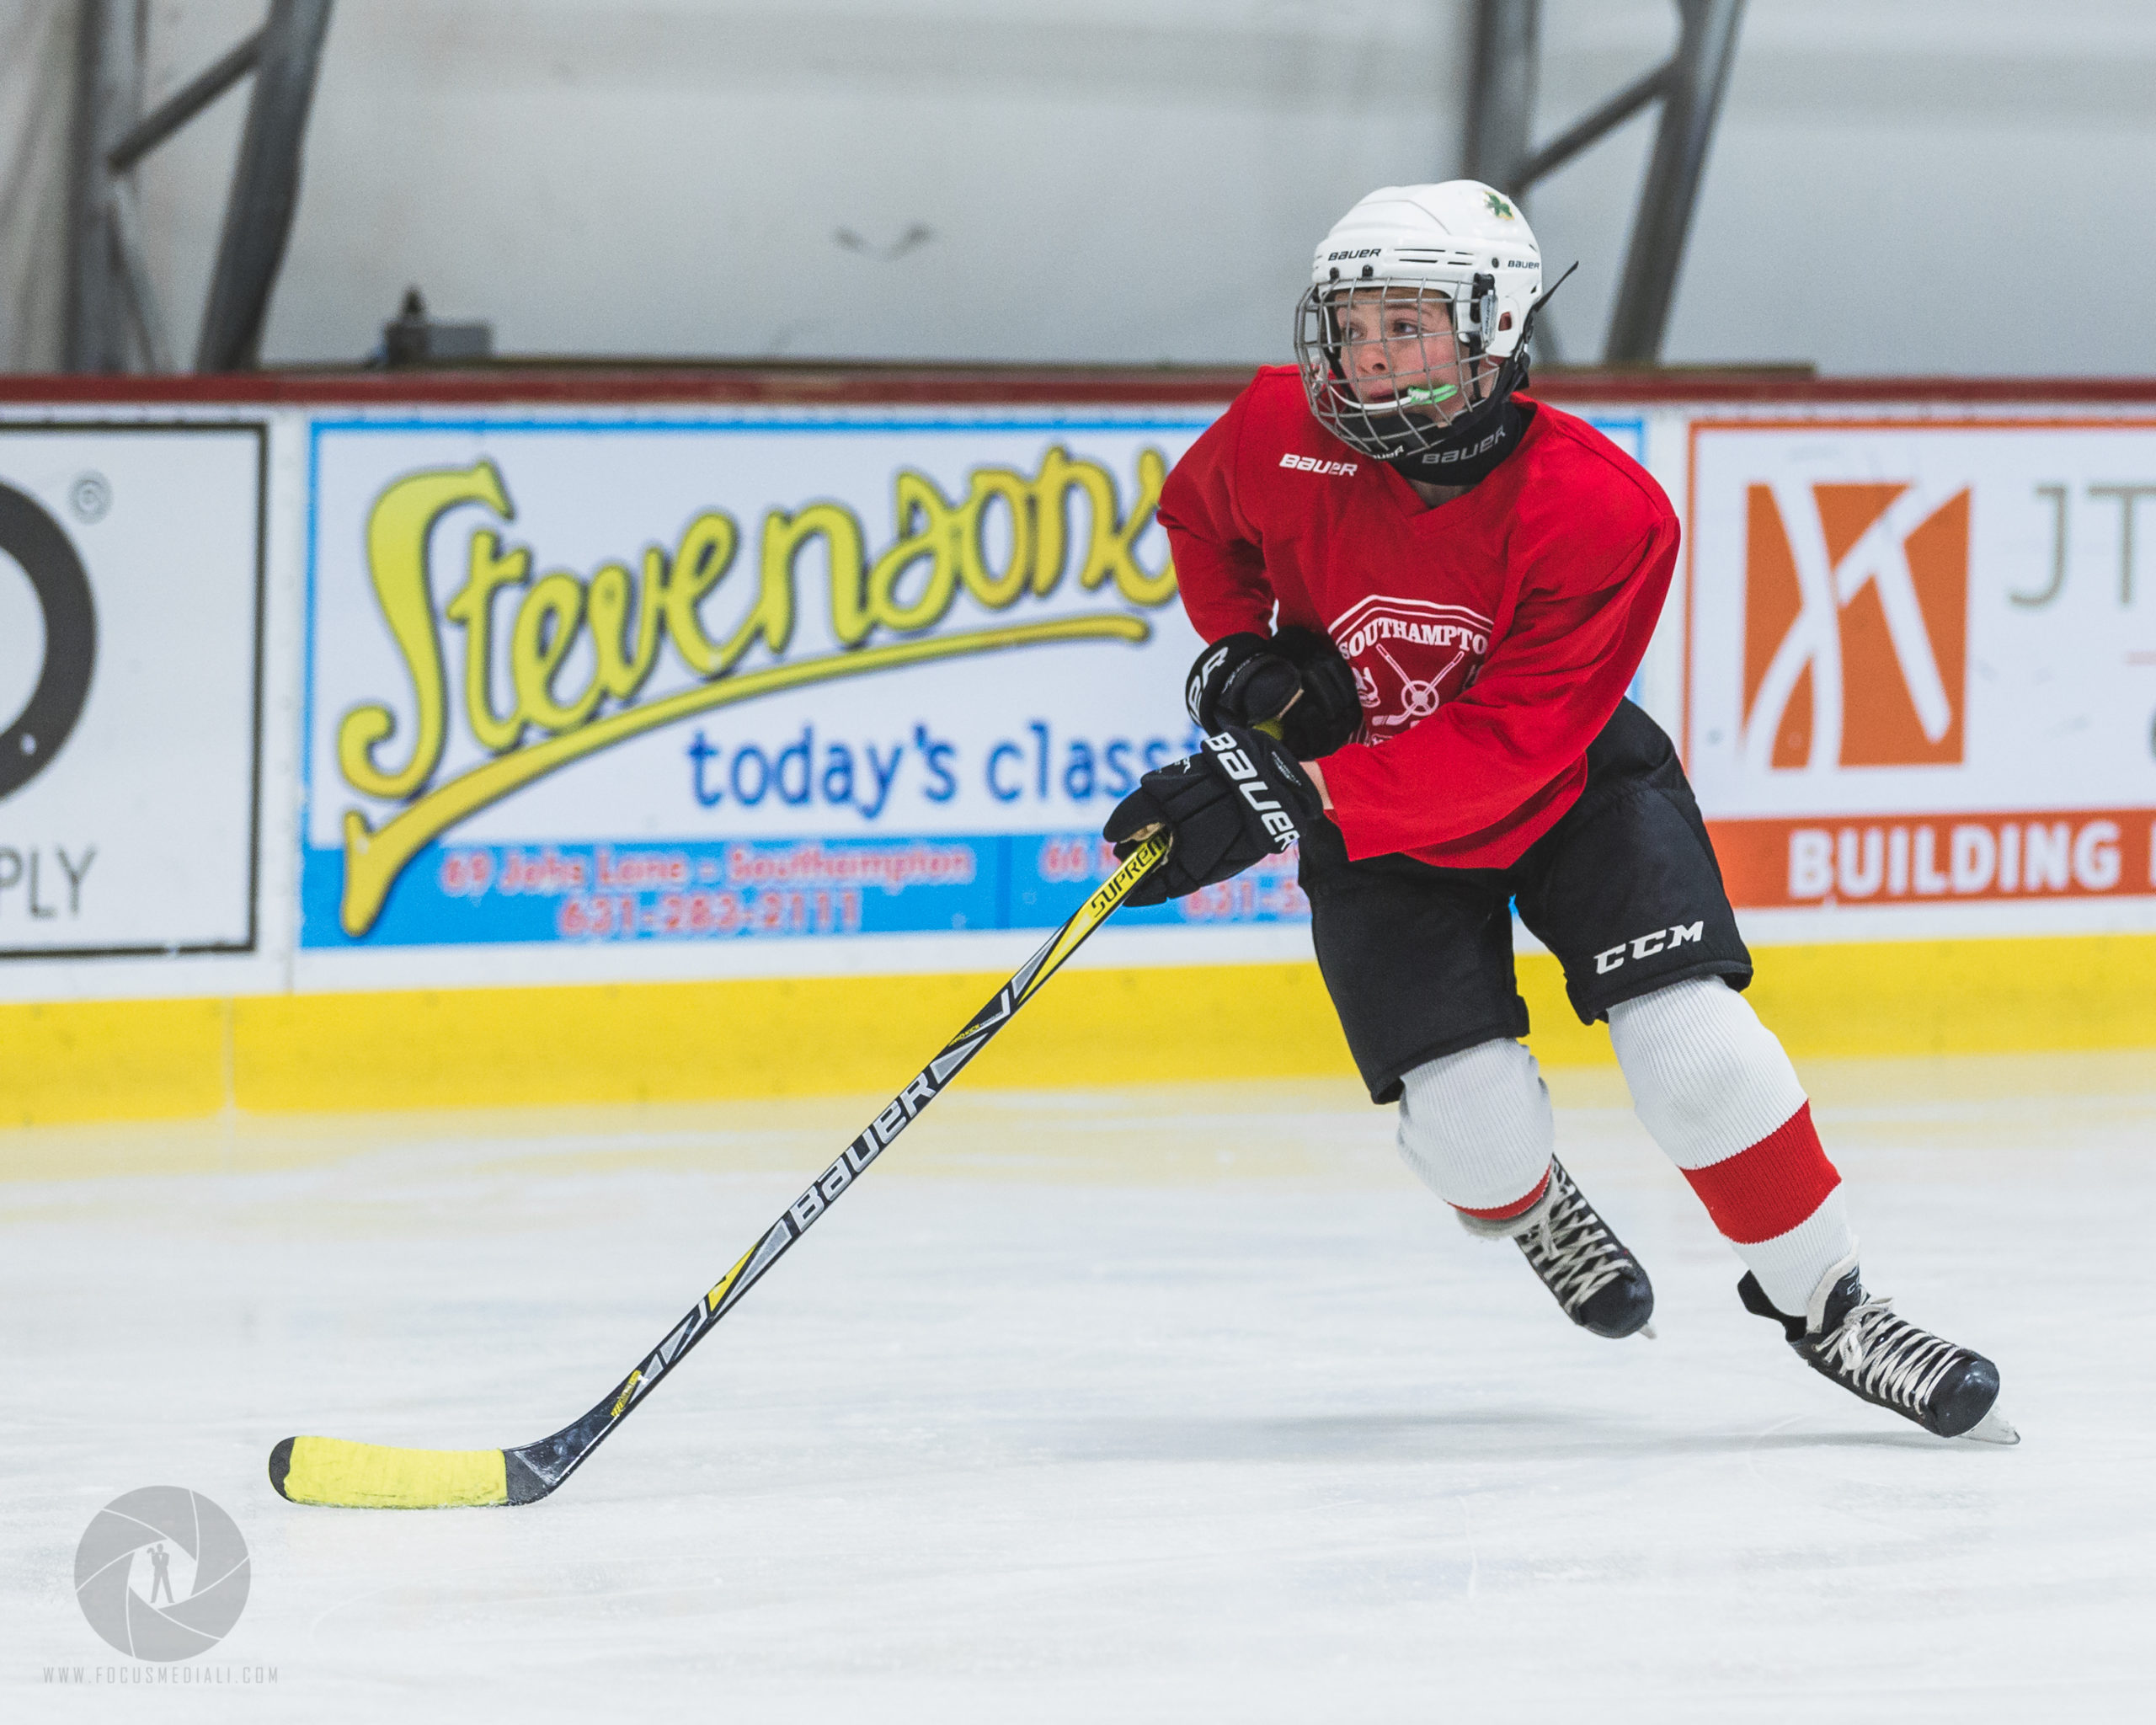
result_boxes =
[302,411,1311,954]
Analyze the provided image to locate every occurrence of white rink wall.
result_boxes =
[5,384,2156,1004]
[3,376,2154,1123]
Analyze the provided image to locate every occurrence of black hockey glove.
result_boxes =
[1268,627,1364,759]
[1182,628,1363,761]
[1185,633,1300,735]
[1102,724,1326,906]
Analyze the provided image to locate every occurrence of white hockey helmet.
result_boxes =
[1294,181,1545,459]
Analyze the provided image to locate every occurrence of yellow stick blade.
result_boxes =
[270,1435,510,1509]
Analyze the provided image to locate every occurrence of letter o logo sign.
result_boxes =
[0,479,97,799]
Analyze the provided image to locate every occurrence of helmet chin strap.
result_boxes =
[1379,261,1577,491]
[1383,394,1532,489]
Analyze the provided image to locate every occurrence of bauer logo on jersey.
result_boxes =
[1740,481,1971,771]
[1327,595,1494,740]
[1278,453,1358,478]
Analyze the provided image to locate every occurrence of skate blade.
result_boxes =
[1956,1402,2020,1446]
[1636,1322,1657,1341]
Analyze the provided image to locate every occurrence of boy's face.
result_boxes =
[1335,289,1466,414]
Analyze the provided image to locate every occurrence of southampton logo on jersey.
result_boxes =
[1328,595,1494,740]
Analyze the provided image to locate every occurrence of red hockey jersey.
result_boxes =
[1158,366,1679,868]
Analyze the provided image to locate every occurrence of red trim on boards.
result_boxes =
[8,366,2156,411]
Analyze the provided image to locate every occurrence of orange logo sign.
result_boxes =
[1742,482,1970,769]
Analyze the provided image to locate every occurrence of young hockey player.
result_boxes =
[1102,181,2015,1444]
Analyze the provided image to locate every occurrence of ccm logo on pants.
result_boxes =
[1595,921,1705,975]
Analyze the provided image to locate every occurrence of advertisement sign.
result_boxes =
[302,411,1313,957]
[305,410,1655,966]
[1685,419,2156,913]
[0,423,263,956]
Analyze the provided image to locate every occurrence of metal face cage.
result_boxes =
[1293,276,1505,459]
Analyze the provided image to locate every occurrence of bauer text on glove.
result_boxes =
[1100,725,1326,905]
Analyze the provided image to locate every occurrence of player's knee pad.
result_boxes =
[1396,1037,1554,1214]
[1607,977,1807,1170]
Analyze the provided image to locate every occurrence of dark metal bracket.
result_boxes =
[65,0,333,374]
[1462,0,1746,366]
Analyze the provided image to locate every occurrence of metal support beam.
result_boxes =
[63,0,140,372]
[1605,0,1746,365]
[1462,0,1539,194]
[195,0,334,371]
[107,177,175,371]
[1518,59,1668,189]
[106,27,264,174]
[64,1,328,374]
[1459,0,1746,367]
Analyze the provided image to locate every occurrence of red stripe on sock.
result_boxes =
[1454,1167,1550,1222]
[1680,1101,1840,1245]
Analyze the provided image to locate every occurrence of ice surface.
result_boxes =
[4,1054,2154,1721]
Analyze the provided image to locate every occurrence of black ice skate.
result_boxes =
[1458,1157,1656,1339]
[1739,1254,2018,1444]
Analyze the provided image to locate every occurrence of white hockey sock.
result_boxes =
[1396,1038,1554,1217]
[1607,977,1856,1315]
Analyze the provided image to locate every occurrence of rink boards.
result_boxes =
[3,378,2154,1121]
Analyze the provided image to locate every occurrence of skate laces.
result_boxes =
[1517,1170,1628,1313]
[1815,1293,1965,1416]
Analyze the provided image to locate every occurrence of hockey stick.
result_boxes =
[269,833,1169,1509]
